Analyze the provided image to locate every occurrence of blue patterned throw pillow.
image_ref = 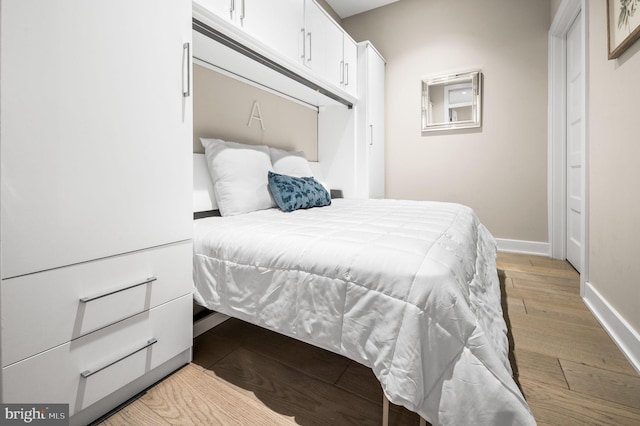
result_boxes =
[268,171,331,212]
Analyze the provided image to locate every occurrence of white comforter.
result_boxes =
[193,199,535,425]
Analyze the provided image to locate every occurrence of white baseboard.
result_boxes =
[583,281,640,375]
[495,238,550,256]
[193,311,230,338]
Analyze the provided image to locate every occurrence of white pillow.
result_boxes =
[193,153,218,212]
[201,138,275,216]
[269,147,314,177]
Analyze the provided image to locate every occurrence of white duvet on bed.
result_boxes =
[193,198,535,425]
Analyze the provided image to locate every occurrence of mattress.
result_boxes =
[193,198,535,425]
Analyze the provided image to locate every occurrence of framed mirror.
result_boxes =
[421,71,482,132]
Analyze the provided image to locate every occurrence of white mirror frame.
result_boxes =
[421,71,483,132]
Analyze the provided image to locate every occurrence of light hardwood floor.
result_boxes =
[97,253,640,425]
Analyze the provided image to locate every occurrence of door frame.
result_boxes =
[548,0,589,293]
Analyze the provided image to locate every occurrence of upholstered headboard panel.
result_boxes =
[193,62,319,161]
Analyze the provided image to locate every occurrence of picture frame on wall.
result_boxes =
[608,0,640,59]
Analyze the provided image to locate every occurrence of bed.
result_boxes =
[192,145,535,426]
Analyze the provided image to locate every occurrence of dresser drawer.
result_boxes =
[1,241,192,367]
[1,294,192,415]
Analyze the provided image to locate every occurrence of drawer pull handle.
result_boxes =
[81,338,158,379]
[80,276,157,303]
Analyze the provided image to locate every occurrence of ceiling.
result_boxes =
[325,0,400,19]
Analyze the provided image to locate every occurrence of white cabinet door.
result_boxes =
[196,0,304,63]
[303,0,343,87]
[242,0,304,61]
[0,0,193,278]
[367,46,386,199]
[342,35,358,97]
[195,0,235,22]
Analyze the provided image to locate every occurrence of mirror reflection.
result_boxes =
[421,71,482,132]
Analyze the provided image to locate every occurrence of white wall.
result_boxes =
[342,0,550,243]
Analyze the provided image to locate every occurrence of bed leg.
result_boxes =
[382,393,389,426]
[382,393,426,426]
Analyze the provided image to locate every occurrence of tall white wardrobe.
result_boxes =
[358,42,386,199]
[0,1,193,424]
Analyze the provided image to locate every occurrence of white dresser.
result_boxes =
[0,1,193,424]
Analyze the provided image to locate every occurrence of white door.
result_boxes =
[566,12,584,272]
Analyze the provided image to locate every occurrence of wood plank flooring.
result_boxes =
[498,253,640,426]
[97,253,640,425]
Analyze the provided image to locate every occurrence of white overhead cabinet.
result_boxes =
[300,0,357,97]
[0,0,193,424]
[195,0,356,103]
[198,0,304,61]
[242,0,304,61]
[301,0,344,89]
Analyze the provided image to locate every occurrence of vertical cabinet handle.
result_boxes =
[230,0,235,19]
[345,63,349,86]
[240,0,245,23]
[370,124,374,146]
[307,32,312,62]
[80,338,158,379]
[183,43,191,98]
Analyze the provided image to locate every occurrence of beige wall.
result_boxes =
[193,64,318,160]
[550,0,563,21]
[588,0,640,334]
[343,0,550,242]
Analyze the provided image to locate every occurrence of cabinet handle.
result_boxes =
[80,276,157,303]
[340,60,344,85]
[307,32,312,62]
[183,42,191,98]
[80,338,158,379]
[345,63,349,86]
[230,0,235,19]
[370,124,374,146]
[240,0,245,23]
